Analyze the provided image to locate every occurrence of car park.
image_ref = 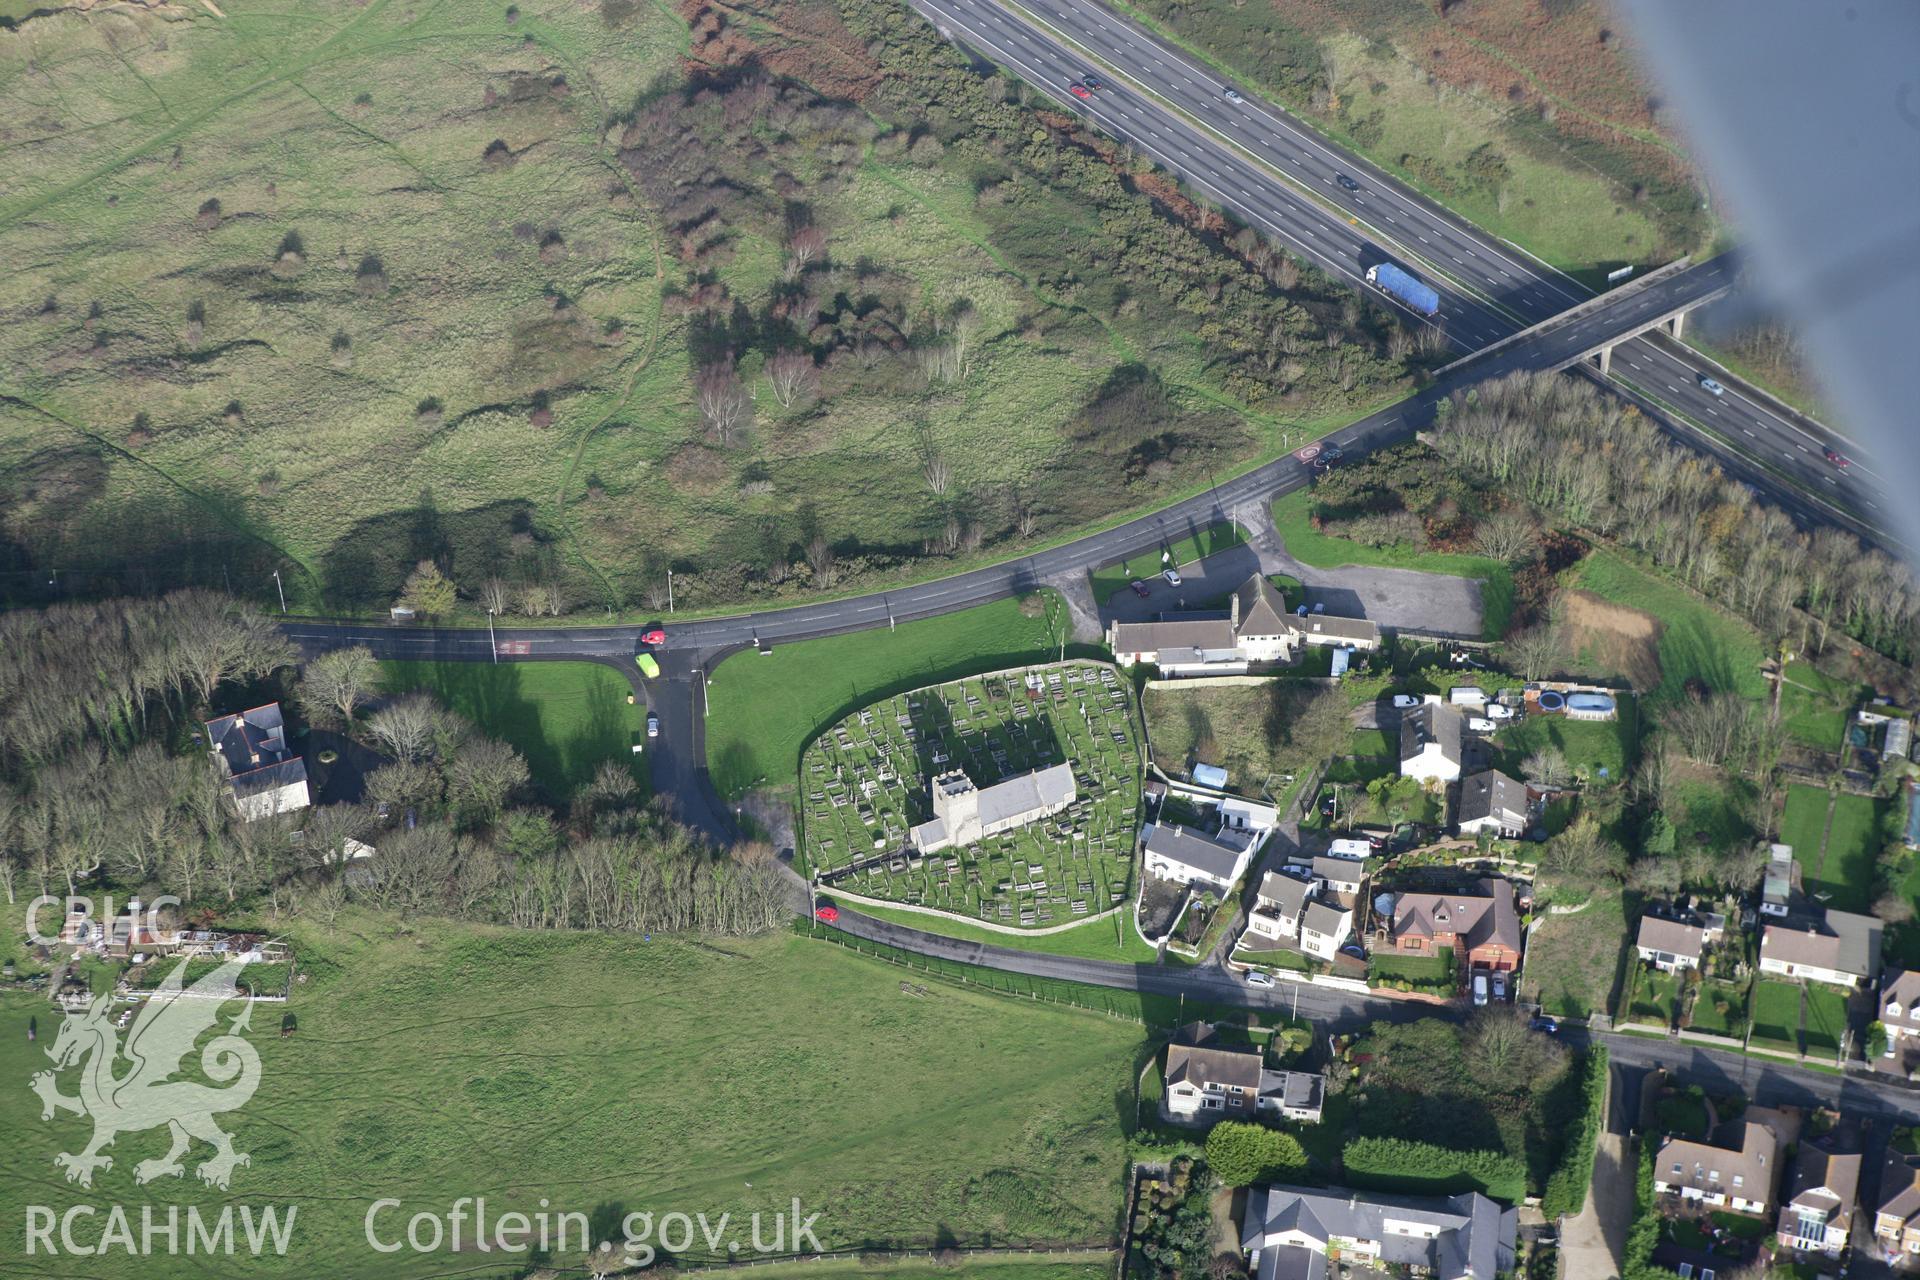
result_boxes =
[1245,968,1274,988]
[1390,694,1421,709]
[1130,579,1152,598]
[1162,568,1182,586]
[1068,82,1091,100]
[1335,174,1360,191]
[1698,375,1726,396]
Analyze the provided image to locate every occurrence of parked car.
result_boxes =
[1162,568,1182,587]
[1390,694,1421,709]
[1491,971,1507,1002]
[1221,86,1244,104]
[1468,717,1496,732]
[1529,1015,1559,1034]
[1068,82,1092,100]
[1129,579,1152,598]
[635,653,660,678]
[1698,375,1726,397]
[646,712,661,738]
[1471,973,1489,1007]
[814,905,840,924]
[1245,968,1274,988]
[1484,703,1513,720]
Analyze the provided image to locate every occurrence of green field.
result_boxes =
[1778,661,1859,752]
[706,595,1065,798]
[1521,891,1627,1020]
[0,919,1139,1275]
[1271,490,1511,639]
[800,662,1140,929]
[1750,979,1804,1050]
[1088,522,1246,603]
[379,659,642,797]
[843,899,1160,962]
[1567,551,1767,704]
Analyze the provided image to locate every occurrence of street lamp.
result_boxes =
[487,607,497,664]
[667,568,674,614]
[271,569,286,614]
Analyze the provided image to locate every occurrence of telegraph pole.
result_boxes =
[487,607,497,663]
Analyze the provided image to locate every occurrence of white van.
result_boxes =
[1448,686,1487,706]
[1471,973,1489,1007]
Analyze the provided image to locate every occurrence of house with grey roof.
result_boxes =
[1760,908,1882,989]
[1880,969,1920,1067]
[909,763,1076,854]
[1106,574,1381,678]
[1453,769,1528,839]
[1142,822,1253,895]
[1637,916,1709,973]
[1257,1070,1324,1124]
[1241,1183,1516,1280]
[204,702,309,822]
[1400,702,1467,785]
[1244,871,1351,961]
[1776,1139,1861,1258]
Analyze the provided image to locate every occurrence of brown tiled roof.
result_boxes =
[1637,916,1707,962]
[1166,1042,1263,1093]
[1657,1117,1780,1204]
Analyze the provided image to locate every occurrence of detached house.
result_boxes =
[1107,574,1380,677]
[1881,969,1920,1063]
[1653,1114,1783,1215]
[1384,878,1523,973]
[1164,1024,1263,1122]
[1775,1140,1860,1259]
[1875,1153,1920,1259]
[1244,872,1351,962]
[1453,770,1528,839]
[1760,909,1883,989]
[1400,703,1466,785]
[1637,917,1709,973]
[1241,1184,1516,1280]
[205,702,310,822]
[1143,822,1254,896]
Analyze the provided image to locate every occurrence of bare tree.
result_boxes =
[1521,745,1571,787]
[541,578,567,618]
[806,533,836,587]
[1472,508,1540,564]
[694,362,751,446]
[478,577,510,615]
[447,737,530,826]
[765,350,816,409]
[366,694,439,764]
[783,225,826,281]
[299,645,379,726]
[1504,625,1564,681]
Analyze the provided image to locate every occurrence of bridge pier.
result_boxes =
[1666,310,1686,341]
[1592,344,1612,378]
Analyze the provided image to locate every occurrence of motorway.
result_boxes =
[907,0,1888,537]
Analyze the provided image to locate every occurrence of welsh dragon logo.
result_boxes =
[31,958,263,1190]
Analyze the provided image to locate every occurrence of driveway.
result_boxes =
[1557,1063,1645,1280]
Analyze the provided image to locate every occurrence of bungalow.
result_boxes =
[1143,822,1254,895]
[1881,969,1920,1061]
[1241,1184,1516,1280]
[1637,917,1708,973]
[1453,770,1528,839]
[1384,878,1523,973]
[1759,909,1883,989]
[205,702,310,822]
[1257,1070,1324,1124]
[1875,1153,1920,1259]
[1106,574,1381,677]
[1775,1140,1860,1259]
[1164,1028,1263,1122]
[1654,1113,1783,1215]
[1400,702,1467,786]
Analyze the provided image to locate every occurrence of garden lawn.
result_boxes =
[1654,1088,1709,1139]
[1088,522,1246,602]
[1270,491,1512,639]
[1626,968,1682,1030]
[1567,551,1767,704]
[1492,699,1639,785]
[1778,660,1859,752]
[1803,985,1850,1055]
[0,916,1140,1278]
[705,594,1062,797]
[1667,770,1756,857]
[1750,980,1804,1051]
[1369,949,1453,985]
[1685,979,1750,1038]
[1781,784,1833,888]
[1520,891,1627,1020]
[1814,793,1888,914]
[1236,947,1316,972]
[379,660,641,798]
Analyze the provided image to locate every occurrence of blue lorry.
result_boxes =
[1364,262,1440,317]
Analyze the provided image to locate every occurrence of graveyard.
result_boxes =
[800,662,1144,928]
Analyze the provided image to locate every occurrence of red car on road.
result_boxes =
[815,906,840,924]
[640,627,666,646]
[1823,448,1851,469]
[1068,82,1092,100]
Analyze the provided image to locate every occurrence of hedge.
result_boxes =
[1541,1047,1608,1218]
[1206,1121,1309,1188]
[1341,1136,1526,1204]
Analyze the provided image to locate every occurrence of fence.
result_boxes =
[679,1244,1115,1273]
